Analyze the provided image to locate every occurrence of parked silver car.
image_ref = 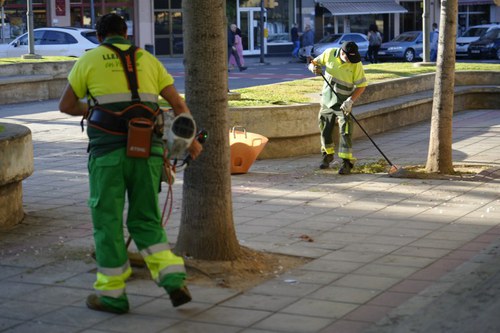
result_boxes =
[378,31,423,62]
[0,27,98,58]
[299,33,369,61]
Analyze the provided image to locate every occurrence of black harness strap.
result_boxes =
[102,43,141,102]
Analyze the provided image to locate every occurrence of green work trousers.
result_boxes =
[318,104,353,160]
[87,147,186,302]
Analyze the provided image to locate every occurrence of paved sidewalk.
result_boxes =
[0,100,499,333]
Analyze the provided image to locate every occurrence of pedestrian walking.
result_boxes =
[291,23,300,59]
[229,26,245,69]
[300,24,315,58]
[58,13,202,314]
[366,23,382,63]
[430,23,439,62]
[308,41,368,174]
[228,23,247,72]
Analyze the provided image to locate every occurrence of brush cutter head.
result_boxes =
[388,165,409,178]
[389,165,399,174]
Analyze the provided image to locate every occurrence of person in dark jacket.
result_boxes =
[291,23,300,58]
[366,23,382,63]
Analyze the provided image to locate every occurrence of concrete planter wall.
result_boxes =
[0,61,75,105]
[0,123,34,227]
[229,71,500,159]
[0,61,75,77]
[229,103,320,158]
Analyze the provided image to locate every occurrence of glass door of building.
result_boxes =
[238,7,267,56]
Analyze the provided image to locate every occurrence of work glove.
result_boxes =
[340,97,354,115]
[308,62,322,76]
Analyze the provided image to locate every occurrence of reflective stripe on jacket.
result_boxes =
[314,48,367,109]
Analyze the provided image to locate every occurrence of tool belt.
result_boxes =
[87,104,160,135]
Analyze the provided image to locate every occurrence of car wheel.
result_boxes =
[404,49,415,62]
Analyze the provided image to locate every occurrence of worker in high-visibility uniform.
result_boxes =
[308,41,367,174]
[59,13,202,314]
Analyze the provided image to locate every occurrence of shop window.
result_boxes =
[154,0,168,10]
[172,11,182,34]
[155,11,170,35]
[266,1,290,44]
[171,0,182,9]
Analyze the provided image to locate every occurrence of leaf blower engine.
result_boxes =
[163,111,197,160]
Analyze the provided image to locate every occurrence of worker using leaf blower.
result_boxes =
[308,41,367,174]
[59,13,202,314]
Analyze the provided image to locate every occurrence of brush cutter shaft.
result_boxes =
[350,113,395,167]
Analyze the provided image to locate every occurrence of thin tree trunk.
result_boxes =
[175,0,240,260]
[425,0,458,174]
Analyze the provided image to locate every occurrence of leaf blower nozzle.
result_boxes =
[166,113,196,159]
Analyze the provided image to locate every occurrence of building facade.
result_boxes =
[1,0,498,56]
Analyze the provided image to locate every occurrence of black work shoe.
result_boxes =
[338,159,354,175]
[319,153,334,169]
[169,286,192,307]
[239,66,247,72]
[86,294,129,314]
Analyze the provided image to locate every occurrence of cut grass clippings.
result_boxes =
[319,158,489,180]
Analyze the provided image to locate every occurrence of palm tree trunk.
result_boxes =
[175,0,240,260]
[425,0,458,174]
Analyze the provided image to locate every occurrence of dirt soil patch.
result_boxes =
[397,164,495,180]
[129,246,310,291]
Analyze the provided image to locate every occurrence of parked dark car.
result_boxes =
[468,27,500,60]
[378,31,423,62]
[456,24,500,57]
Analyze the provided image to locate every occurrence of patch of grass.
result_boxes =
[0,56,76,65]
[229,79,319,107]
[229,62,500,107]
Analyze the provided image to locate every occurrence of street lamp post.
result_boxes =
[422,0,431,63]
[1,3,5,44]
[22,0,41,59]
[90,0,96,29]
[260,0,265,63]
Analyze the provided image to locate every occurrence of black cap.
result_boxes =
[341,41,361,63]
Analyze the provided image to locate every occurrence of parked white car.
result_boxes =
[456,23,500,57]
[0,27,98,58]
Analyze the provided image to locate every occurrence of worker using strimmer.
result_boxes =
[308,41,367,174]
[59,13,202,314]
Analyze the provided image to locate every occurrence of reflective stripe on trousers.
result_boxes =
[94,261,132,298]
[140,242,186,284]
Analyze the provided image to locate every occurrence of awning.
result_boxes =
[459,0,496,4]
[319,0,408,16]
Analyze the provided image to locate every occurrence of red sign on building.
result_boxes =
[56,0,66,16]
